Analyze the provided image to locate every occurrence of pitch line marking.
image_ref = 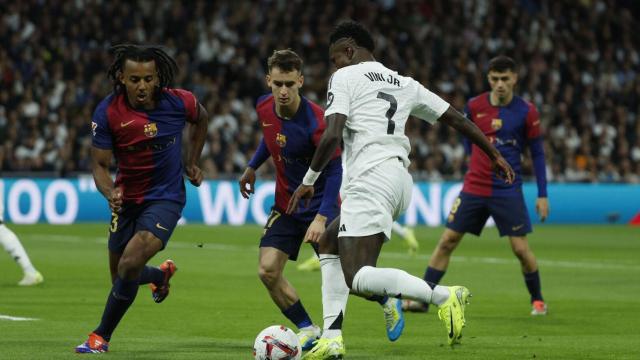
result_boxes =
[0,314,40,321]
[28,234,640,271]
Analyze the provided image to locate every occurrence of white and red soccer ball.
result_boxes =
[253,325,301,360]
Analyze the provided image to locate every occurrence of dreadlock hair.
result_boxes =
[329,20,375,52]
[107,44,178,95]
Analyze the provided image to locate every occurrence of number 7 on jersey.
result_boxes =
[377,92,397,134]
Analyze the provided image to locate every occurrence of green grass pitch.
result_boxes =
[1,224,639,359]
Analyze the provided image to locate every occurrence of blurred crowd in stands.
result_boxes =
[1,0,639,183]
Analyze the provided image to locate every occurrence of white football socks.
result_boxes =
[319,254,349,339]
[0,224,37,275]
[352,266,450,306]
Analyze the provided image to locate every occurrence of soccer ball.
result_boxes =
[253,325,301,360]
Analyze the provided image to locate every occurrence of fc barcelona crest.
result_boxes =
[491,118,503,130]
[276,133,287,147]
[144,122,158,138]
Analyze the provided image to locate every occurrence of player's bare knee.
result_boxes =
[511,245,530,261]
[438,235,460,254]
[258,266,281,288]
[117,255,144,280]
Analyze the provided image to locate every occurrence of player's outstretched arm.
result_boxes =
[184,102,209,187]
[438,106,515,184]
[286,113,347,215]
[91,146,122,213]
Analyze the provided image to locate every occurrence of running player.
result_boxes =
[75,44,208,353]
[287,21,514,359]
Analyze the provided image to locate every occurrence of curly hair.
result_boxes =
[329,20,375,52]
[107,44,178,94]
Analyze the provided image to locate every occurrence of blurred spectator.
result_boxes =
[0,0,638,183]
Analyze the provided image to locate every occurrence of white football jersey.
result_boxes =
[325,61,450,184]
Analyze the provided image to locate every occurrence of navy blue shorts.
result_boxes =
[108,200,184,253]
[446,191,532,237]
[259,208,321,261]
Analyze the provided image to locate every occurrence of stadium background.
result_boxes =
[1,0,640,225]
[1,1,639,359]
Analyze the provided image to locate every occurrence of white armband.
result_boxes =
[302,169,321,186]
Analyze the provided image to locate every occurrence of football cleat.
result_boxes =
[75,332,109,353]
[531,300,547,316]
[149,259,177,303]
[401,299,429,313]
[297,325,321,351]
[18,271,44,286]
[302,336,345,360]
[297,255,321,272]
[402,227,419,255]
[383,298,405,341]
[437,286,471,346]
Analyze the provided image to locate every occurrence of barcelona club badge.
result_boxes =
[276,133,287,147]
[144,122,158,138]
[491,118,502,130]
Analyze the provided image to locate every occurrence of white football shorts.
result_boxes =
[338,157,413,240]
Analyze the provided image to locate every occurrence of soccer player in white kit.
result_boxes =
[0,190,44,286]
[286,21,514,359]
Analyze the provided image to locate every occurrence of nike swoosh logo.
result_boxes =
[262,122,273,127]
[121,120,134,127]
[156,223,169,231]
[512,224,525,231]
[476,112,487,118]
[449,311,454,339]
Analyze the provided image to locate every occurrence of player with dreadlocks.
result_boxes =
[75,44,209,354]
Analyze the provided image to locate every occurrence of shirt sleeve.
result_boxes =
[247,138,270,170]
[91,102,112,149]
[462,103,472,155]
[317,157,342,218]
[409,80,450,124]
[525,103,541,139]
[324,70,350,117]
[172,89,199,122]
[525,103,547,197]
[529,137,548,197]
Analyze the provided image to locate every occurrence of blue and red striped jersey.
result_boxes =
[463,92,545,197]
[91,88,198,205]
[250,94,341,222]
